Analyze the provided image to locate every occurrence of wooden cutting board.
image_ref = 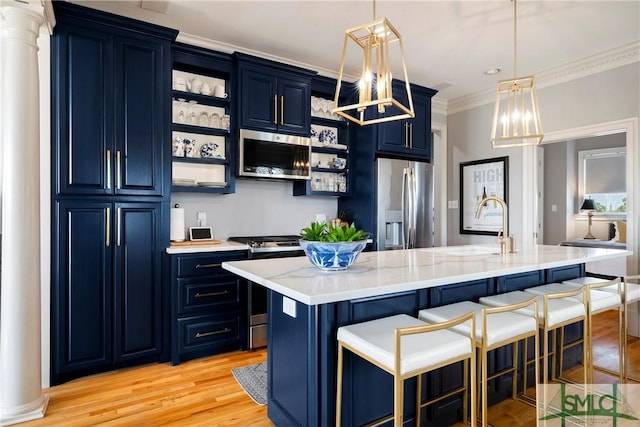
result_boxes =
[170,239,222,247]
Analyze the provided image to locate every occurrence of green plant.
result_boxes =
[300,221,369,242]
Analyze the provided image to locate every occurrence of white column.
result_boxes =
[0,1,48,425]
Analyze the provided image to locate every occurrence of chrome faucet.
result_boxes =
[475,195,514,254]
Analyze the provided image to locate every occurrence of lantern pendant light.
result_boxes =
[332,0,414,126]
[490,0,544,148]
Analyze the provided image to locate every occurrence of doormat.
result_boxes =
[231,362,267,406]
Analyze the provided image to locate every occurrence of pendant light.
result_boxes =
[332,0,414,126]
[490,0,543,148]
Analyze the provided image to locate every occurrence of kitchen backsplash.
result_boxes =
[171,179,337,239]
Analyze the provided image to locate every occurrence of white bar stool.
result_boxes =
[336,313,476,427]
[564,275,640,381]
[525,280,623,383]
[418,299,538,427]
[479,288,588,390]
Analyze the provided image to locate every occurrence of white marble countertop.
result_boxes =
[222,244,631,305]
[166,240,249,254]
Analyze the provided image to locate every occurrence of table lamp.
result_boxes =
[580,198,596,239]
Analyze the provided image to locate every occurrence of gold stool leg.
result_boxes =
[336,342,344,427]
[394,375,403,427]
[415,374,422,427]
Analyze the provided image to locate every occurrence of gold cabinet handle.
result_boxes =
[116,150,122,189]
[195,263,221,269]
[116,207,121,247]
[195,328,231,338]
[106,150,111,189]
[195,290,229,298]
[273,95,277,125]
[404,123,409,148]
[280,95,284,125]
[106,207,111,247]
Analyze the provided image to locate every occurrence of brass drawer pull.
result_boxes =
[195,290,229,298]
[195,328,231,338]
[195,263,221,269]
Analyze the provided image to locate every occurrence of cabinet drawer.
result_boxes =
[176,251,246,277]
[177,277,240,314]
[178,314,241,355]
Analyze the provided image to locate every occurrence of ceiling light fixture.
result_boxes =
[490,0,543,148]
[332,0,414,126]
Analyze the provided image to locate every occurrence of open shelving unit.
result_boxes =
[171,43,235,194]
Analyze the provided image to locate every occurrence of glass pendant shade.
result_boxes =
[490,0,544,148]
[490,75,544,148]
[333,17,414,126]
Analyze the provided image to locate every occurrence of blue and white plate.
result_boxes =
[319,129,337,144]
[200,142,220,158]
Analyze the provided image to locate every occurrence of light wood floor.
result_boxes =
[21,311,638,426]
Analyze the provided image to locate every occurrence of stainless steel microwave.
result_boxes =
[238,129,311,180]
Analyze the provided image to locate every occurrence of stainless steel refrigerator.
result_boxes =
[376,158,434,250]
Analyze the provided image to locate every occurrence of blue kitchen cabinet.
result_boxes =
[377,82,437,161]
[52,201,165,384]
[170,251,248,365]
[52,2,175,197]
[236,53,315,135]
[50,2,175,385]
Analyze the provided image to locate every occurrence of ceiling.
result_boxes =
[69,1,640,102]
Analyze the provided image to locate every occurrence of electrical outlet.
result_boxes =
[448,200,459,209]
[197,212,207,226]
[315,213,326,223]
[282,296,296,318]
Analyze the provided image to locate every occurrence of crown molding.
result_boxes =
[447,41,640,115]
[431,97,447,116]
[177,32,354,83]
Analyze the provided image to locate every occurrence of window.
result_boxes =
[578,147,626,215]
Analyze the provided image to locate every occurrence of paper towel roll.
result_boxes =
[170,207,185,241]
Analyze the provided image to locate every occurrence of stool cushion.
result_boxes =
[524,283,621,312]
[479,291,585,328]
[418,301,537,347]
[598,283,640,303]
[337,314,472,375]
[562,277,608,286]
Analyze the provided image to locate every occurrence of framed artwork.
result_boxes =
[459,156,508,235]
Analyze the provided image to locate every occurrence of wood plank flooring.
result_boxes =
[20,311,638,426]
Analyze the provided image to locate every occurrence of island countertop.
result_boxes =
[222,244,631,305]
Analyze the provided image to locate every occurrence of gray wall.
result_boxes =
[171,179,337,239]
[447,62,639,246]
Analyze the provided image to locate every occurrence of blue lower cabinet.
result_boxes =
[170,251,247,365]
[52,201,165,385]
[546,264,585,283]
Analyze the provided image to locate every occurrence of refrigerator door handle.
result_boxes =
[402,167,417,249]
[402,167,410,249]
[408,168,416,248]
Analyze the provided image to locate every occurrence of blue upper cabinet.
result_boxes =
[376,82,437,161]
[236,53,315,135]
[52,2,176,197]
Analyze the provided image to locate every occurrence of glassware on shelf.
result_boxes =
[198,111,209,127]
[187,100,198,125]
[220,114,230,131]
[175,98,187,124]
[209,112,220,129]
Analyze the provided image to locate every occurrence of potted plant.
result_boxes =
[299,221,369,271]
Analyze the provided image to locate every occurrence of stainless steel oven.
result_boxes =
[228,235,304,349]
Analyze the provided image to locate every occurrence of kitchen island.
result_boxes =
[222,245,630,427]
